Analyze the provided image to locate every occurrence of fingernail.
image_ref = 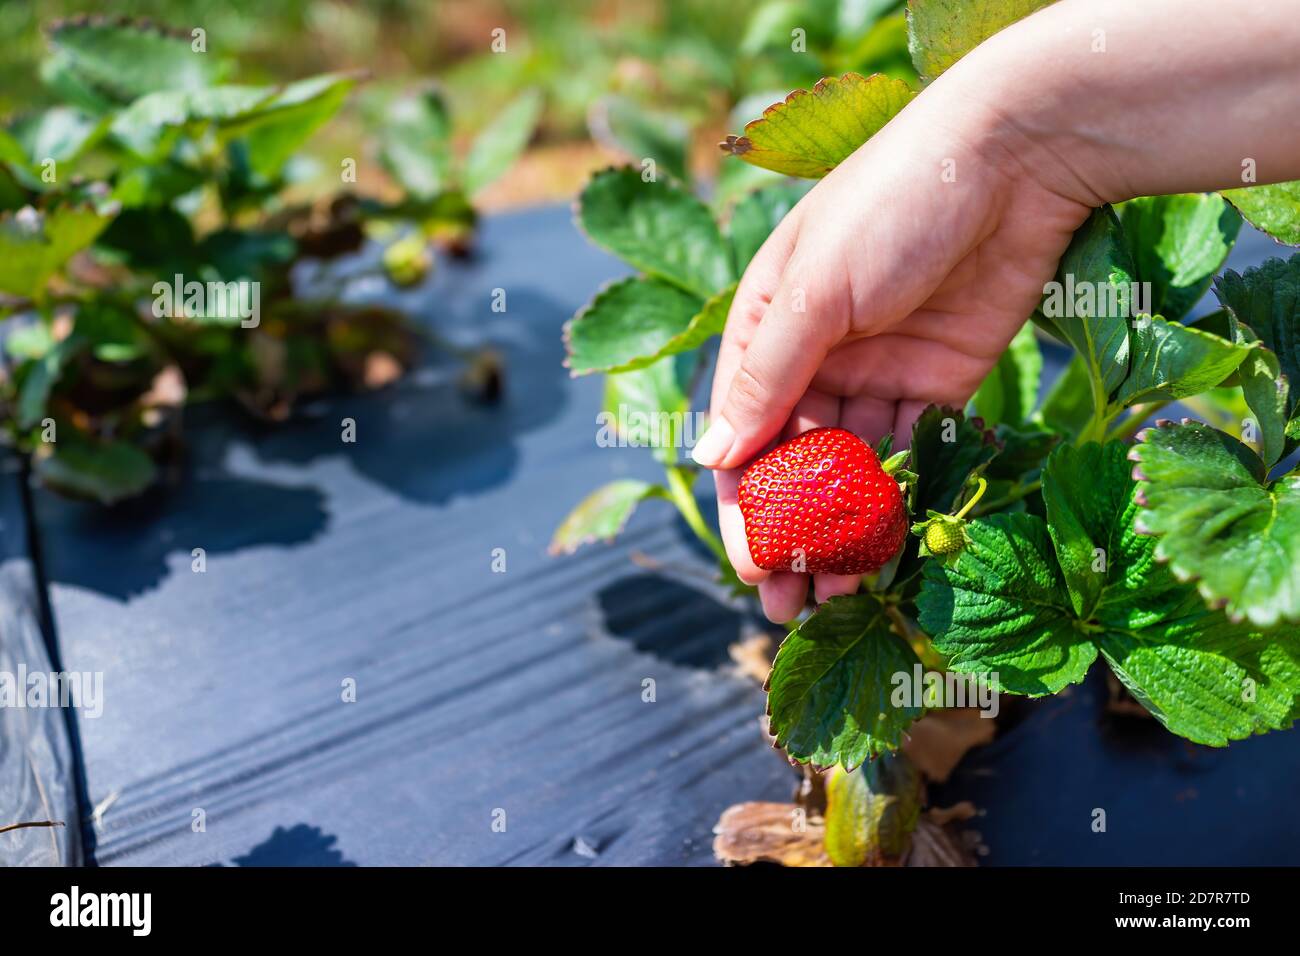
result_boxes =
[691,417,736,468]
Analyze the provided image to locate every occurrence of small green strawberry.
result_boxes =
[911,477,986,561]
[924,516,967,555]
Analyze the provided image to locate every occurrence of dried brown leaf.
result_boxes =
[902,707,996,783]
[712,802,830,867]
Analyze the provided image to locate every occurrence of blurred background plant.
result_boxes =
[0,0,916,504]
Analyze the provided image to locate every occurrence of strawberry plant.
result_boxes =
[557,0,1300,866]
[0,18,484,502]
[368,83,542,261]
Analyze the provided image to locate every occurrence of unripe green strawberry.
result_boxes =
[383,234,433,287]
[924,518,966,556]
[738,427,907,574]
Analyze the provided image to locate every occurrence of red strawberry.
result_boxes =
[738,427,907,575]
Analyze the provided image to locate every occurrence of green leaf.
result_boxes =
[657,283,735,357]
[727,179,812,272]
[1041,442,1137,619]
[16,336,82,430]
[602,352,698,465]
[1099,604,1300,746]
[1131,420,1300,628]
[589,95,690,185]
[908,404,1000,516]
[33,437,157,505]
[1035,353,1094,440]
[6,107,105,171]
[766,594,923,769]
[577,167,733,297]
[564,277,704,375]
[824,755,922,866]
[1117,313,1253,406]
[1041,205,1134,398]
[917,513,1095,695]
[1235,329,1291,468]
[721,73,916,179]
[462,89,543,198]
[1221,180,1300,246]
[969,321,1040,425]
[110,74,356,169]
[219,73,357,180]
[548,480,666,555]
[0,202,116,301]
[1117,193,1241,321]
[378,89,453,199]
[1214,253,1300,420]
[906,0,1056,83]
[45,18,224,106]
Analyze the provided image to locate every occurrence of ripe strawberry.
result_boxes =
[738,427,907,575]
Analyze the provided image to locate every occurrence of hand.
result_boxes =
[692,87,1094,623]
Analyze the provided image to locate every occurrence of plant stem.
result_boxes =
[1107,401,1171,442]
[975,478,1041,515]
[664,464,727,562]
[953,477,988,520]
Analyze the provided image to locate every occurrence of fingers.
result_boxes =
[814,573,862,604]
[759,572,809,625]
[713,467,768,587]
[693,273,844,471]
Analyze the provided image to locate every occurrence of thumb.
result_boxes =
[692,279,840,470]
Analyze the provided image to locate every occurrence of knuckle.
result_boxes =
[725,362,770,421]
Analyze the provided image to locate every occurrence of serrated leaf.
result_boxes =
[908,404,999,516]
[1042,205,1134,398]
[46,18,224,106]
[463,89,542,198]
[578,167,733,297]
[1214,253,1300,421]
[1042,442,1139,619]
[766,594,923,769]
[1117,193,1241,322]
[1035,353,1094,440]
[563,277,704,375]
[589,94,690,185]
[824,755,922,866]
[969,321,1040,425]
[6,107,105,173]
[917,513,1095,695]
[727,179,812,272]
[906,0,1055,83]
[1221,180,1300,246]
[1131,420,1300,628]
[110,74,355,168]
[1231,322,1290,468]
[16,336,82,430]
[602,352,698,465]
[1098,602,1300,746]
[894,404,999,582]
[218,73,357,180]
[984,424,1058,482]
[1117,314,1253,406]
[549,479,666,555]
[0,202,116,301]
[33,437,157,505]
[721,73,915,179]
[378,89,453,199]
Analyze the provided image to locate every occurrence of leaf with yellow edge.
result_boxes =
[720,73,916,179]
[907,0,1057,83]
